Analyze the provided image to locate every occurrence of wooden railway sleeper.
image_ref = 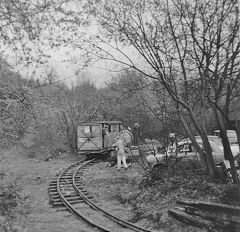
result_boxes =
[49,182,82,187]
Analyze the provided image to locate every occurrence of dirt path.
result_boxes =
[82,162,147,225]
[0,147,94,232]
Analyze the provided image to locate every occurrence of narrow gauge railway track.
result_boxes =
[48,159,152,232]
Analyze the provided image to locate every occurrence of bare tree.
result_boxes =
[68,0,213,176]
[0,0,83,63]
[108,70,183,140]
[0,59,34,143]
[56,81,104,155]
[177,0,240,182]
[56,0,240,178]
[0,0,84,146]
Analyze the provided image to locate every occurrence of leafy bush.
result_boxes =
[0,170,20,232]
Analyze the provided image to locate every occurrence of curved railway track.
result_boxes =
[48,159,152,232]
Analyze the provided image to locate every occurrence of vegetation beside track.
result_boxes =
[119,162,240,231]
[83,160,240,232]
[0,170,19,232]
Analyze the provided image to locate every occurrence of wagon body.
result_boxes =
[77,121,123,154]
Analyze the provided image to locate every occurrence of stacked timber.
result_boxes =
[168,199,240,231]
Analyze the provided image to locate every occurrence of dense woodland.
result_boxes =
[0,61,185,154]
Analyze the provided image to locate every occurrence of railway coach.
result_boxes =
[77,121,133,156]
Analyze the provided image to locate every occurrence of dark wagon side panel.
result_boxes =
[77,121,122,155]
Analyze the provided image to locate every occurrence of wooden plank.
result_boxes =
[169,208,240,232]
[177,199,240,215]
[184,205,240,225]
[51,198,84,203]
[52,201,84,207]
[168,208,215,230]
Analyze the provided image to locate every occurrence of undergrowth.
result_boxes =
[118,160,240,231]
[0,169,20,232]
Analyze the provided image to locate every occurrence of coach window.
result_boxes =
[84,126,91,134]
[104,124,111,133]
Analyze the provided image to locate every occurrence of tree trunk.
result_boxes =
[216,111,239,183]
[179,112,207,169]
[199,131,216,177]
[235,120,240,153]
[187,108,216,177]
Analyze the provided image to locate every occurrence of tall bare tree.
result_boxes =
[58,0,240,178]
[173,0,240,182]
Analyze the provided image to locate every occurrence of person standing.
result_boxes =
[167,133,177,156]
[112,136,128,170]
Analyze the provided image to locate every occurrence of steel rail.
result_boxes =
[73,164,152,232]
[56,159,152,232]
[56,159,113,232]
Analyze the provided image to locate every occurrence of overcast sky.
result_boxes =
[8,43,113,88]
[49,51,112,88]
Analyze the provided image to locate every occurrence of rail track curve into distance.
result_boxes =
[48,159,152,232]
